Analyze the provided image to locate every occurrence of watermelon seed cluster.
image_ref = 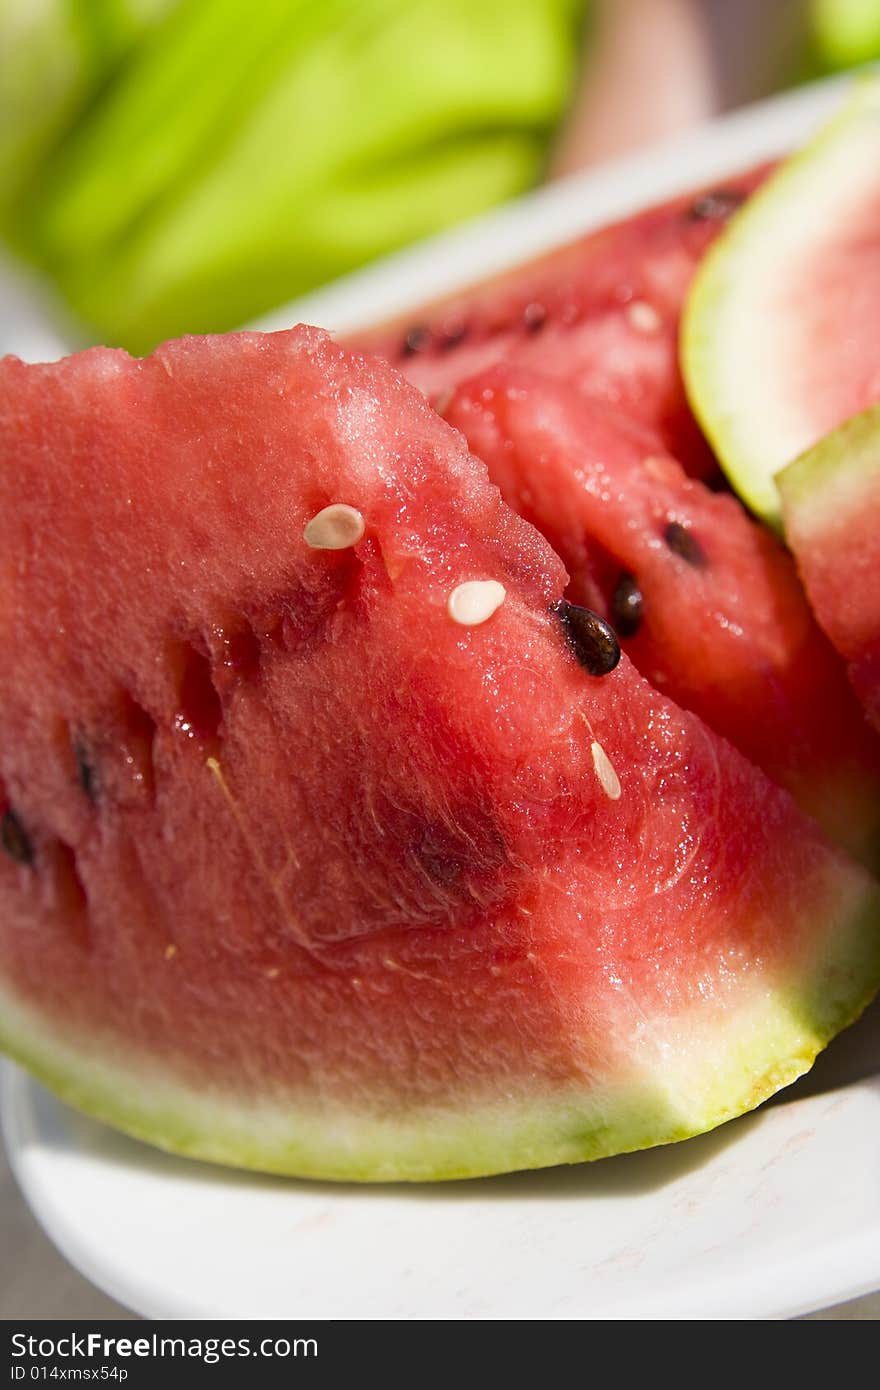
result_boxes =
[398,299,554,362]
[389,181,744,368]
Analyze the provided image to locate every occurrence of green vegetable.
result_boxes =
[2,0,580,350]
[0,1,177,212]
[811,0,880,67]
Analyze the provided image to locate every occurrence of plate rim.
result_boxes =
[6,1059,880,1321]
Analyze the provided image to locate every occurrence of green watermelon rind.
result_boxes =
[777,400,880,525]
[682,76,880,528]
[3,875,879,1182]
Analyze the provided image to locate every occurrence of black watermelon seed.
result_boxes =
[688,188,744,222]
[664,521,706,568]
[2,809,33,865]
[401,325,431,357]
[523,302,547,333]
[74,742,97,802]
[611,572,644,637]
[438,324,467,351]
[555,600,621,676]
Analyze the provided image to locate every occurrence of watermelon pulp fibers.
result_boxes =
[445,367,880,866]
[347,166,772,481]
[1,328,879,1181]
[779,402,880,735]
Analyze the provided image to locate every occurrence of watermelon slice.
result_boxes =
[347,167,772,480]
[2,328,879,1182]
[682,78,880,525]
[778,402,880,735]
[444,366,880,865]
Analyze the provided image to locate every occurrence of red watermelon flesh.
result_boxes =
[445,366,880,866]
[779,403,880,735]
[346,166,772,480]
[1,327,878,1182]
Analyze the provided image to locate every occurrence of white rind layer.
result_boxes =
[2,874,878,1181]
[683,77,880,525]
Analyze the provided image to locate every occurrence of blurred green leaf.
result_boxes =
[0,0,179,211]
[811,0,880,67]
[4,0,580,349]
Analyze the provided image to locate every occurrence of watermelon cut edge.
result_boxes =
[4,876,878,1183]
[778,400,880,527]
[682,76,880,526]
[778,400,880,733]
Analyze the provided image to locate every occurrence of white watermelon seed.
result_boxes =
[448,579,506,626]
[303,503,365,550]
[164,944,177,960]
[626,300,661,334]
[591,740,621,800]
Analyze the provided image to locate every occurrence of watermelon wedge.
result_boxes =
[347,166,771,479]
[2,328,879,1182]
[445,367,880,865]
[778,402,880,734]
[683,78,880,525]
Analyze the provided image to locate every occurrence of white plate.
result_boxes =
[3,72,880,1321]
[4,1007,880,1321]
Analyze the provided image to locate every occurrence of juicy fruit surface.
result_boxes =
[683,79,880,524]
[347,167,771,480]
[779,402,880,734]
[1,328,879,1181]
[445,367,880,864]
